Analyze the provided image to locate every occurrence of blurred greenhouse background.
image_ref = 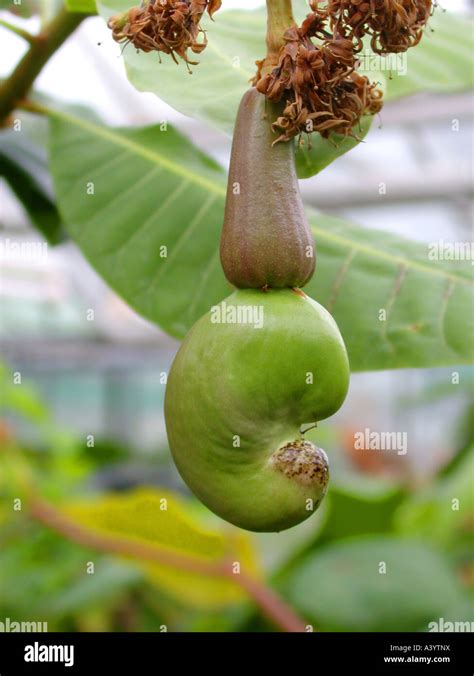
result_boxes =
[0,0,473,632]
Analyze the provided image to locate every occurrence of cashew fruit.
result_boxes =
[220,88,315,289]
[165,288,349,532]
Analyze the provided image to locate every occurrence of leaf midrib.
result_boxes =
[47,105,226,197]
[309,217,473,288]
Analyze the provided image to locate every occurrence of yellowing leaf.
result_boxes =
[63,488,261,608]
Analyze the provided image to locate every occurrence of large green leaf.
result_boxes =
[286,536,466,631]
[47,107,474,370]
[305,214,474,370]
[49,109,229,338]
[97,3,473,178]
[373,13,474,100]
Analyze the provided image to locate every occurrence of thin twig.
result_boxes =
[0,7,86,123]
[237,572,307,632]
[0,18,36,44]
[29,496,307,633]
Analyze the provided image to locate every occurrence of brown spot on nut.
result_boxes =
[271,439,329,489]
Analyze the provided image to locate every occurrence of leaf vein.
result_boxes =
[109,180,191,257]
[147,193,219,290]
[326,249,357,313]
[381,263,408,354]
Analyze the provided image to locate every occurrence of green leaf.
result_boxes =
[62,488,261,608]
[393,447,474,549]
[0,122,64,245]
[97,4,473,177]
[48,107,474,370]
[319,485,405,544]
[48,109,230,338]
[286,536,466,631]
[305,213,474,370]
[64,0,96,13]
[295,116,373,179]
[377,13,474,100]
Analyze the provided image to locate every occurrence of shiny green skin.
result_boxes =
[165,289,350,532]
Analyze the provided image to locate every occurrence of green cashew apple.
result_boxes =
[165,288,349,532]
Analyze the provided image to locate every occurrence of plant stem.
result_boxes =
[266,0,294,58]
[260,0,295,77]
[237,571,308,633]
[29,495,307,633]
[0,18,36,44]
[0,8,86,124]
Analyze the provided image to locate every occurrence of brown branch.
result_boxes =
[29,496,307,633]
[237,571,307,633]
[0,8,86,124]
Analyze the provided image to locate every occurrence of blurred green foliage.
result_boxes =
[1,365,472,632]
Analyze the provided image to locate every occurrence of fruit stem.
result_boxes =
[262,0,294,77]
[266,0,294,55]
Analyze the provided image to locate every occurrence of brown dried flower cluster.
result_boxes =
[254,0,433,142]
[327,0,433,54]
[108,0,221,65]
[271,72,382,143]
[255,24,383,143]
